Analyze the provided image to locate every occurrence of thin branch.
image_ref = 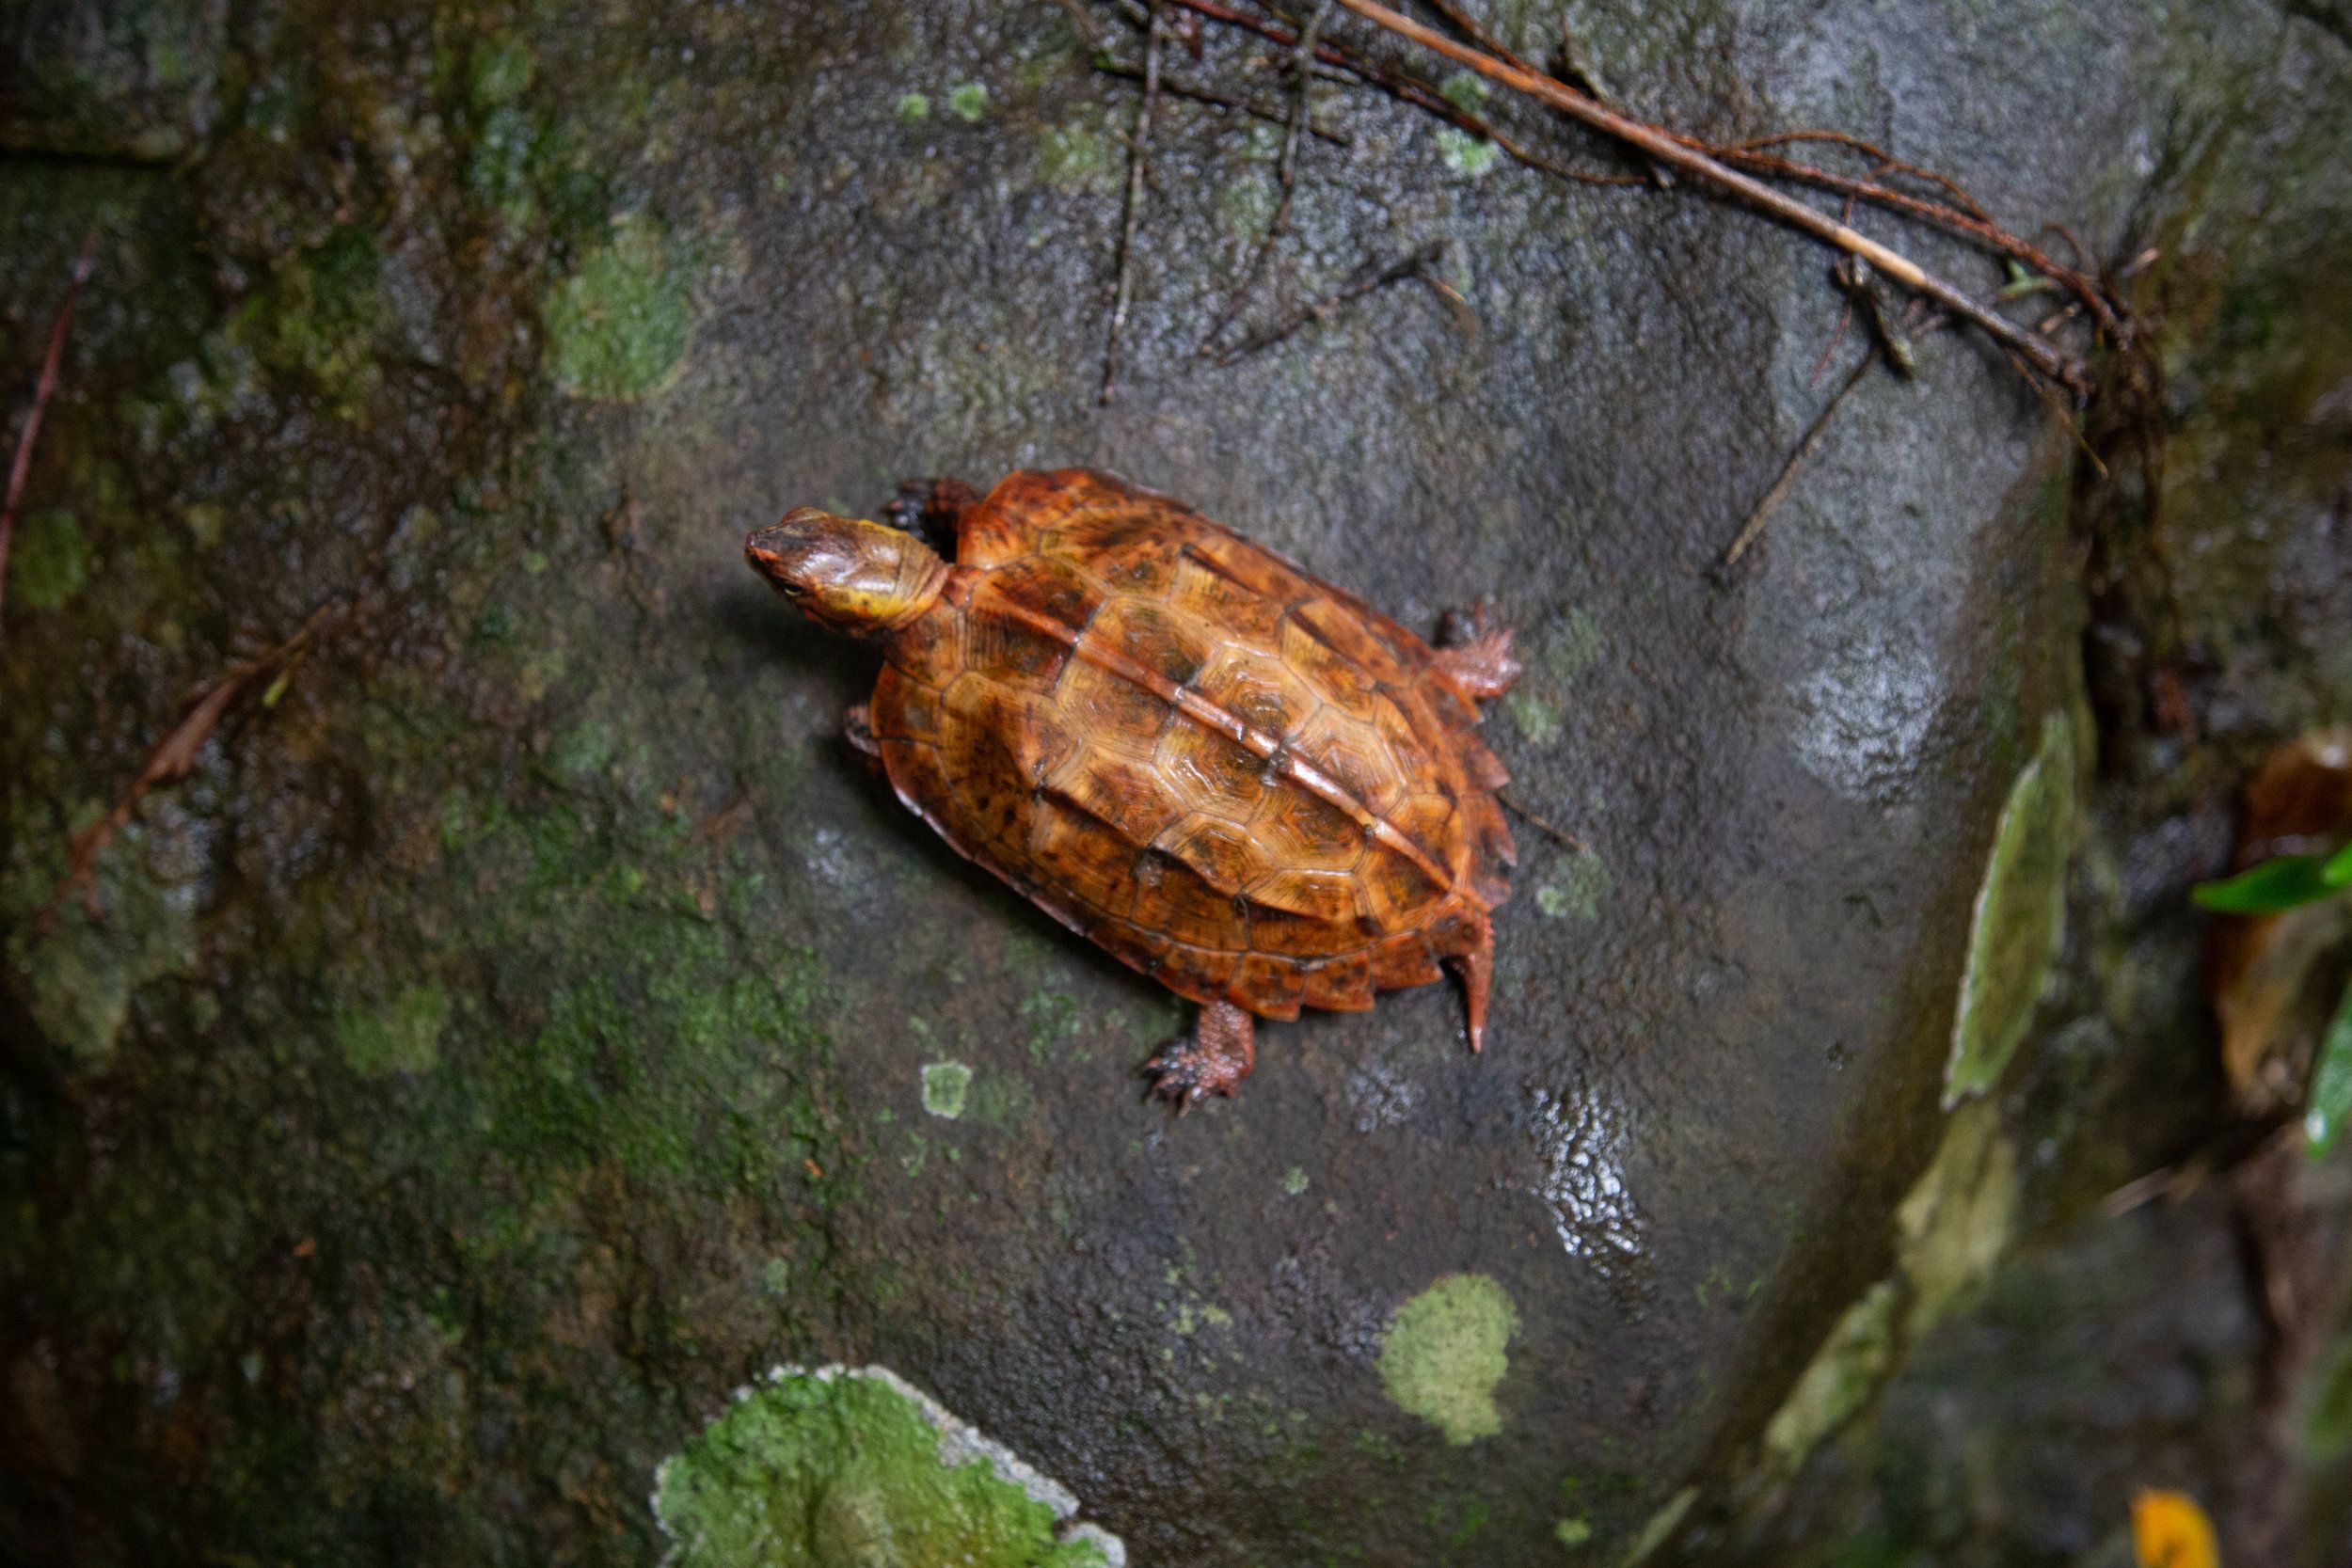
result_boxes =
[1,242,96,638]
[1720,349,1877,567]
[1102,0,1168,405]
[1057,0,1104,49]
[1217,239,1443,363]
[1090,56,1353,145]
[48,604,337,921]
[1327,0,2091,390]
[1163,0,1641,187]
[1418,0,1539,73]
[1199,0,1332,356]
[1726,130,1995,222]
[1708,144,2117,334]
[1499,788,1588,853]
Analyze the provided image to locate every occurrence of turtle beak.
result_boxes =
[745,509,831,596]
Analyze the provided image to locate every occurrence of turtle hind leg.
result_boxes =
[1442,912,1495,1054]
[1140,999,1256,1110]
[1433,607,1522,704]
[843,702,883,776]
[886,477,982,558]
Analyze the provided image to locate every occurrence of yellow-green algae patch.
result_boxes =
[1760,1280,1899,1481]
[1945,713,2075,1105]
[1376,1273,1519,1445]
[1535,853,1612,923]
[1618,1485,1697,1567]
[1752,1104,2018,1487]
[338,983,451,1076]
[9,509,87,610]
[654,1365,1121,1567]
[545,216,694,403]
[921,1059,973,1118]
[1894,1099,2018,1338]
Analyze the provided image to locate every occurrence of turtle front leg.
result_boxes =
[1140,999,1256,1109]
[1433,607,1522,704]
[886,477,982,559]
[843,702,883,776]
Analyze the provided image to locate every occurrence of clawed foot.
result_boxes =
[886,477,979,556]
[1433,605,1521,703]
[1139,999,1256,1111]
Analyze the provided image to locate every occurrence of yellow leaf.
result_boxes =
[2133,1488,2218,1568]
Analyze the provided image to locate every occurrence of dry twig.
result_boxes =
[50,605,335,920]
[1101,0,1168,404]
[1216,239,1443,363]
[1,243,96,637]
[1720,348,1878,567]
[1499,789,1589,853]
[1325,0,2091,389]
[1090,56,1352,145]
[1159,0,1641,187]
[1199,0,1332,356]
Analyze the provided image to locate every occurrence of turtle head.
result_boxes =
[747,508,947,636]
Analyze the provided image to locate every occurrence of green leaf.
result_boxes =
[2192,852,2341,913]
[2304,983,2352,1160]
[2326,841,2352,887]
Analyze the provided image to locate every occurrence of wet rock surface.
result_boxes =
[1,2,2347,1564]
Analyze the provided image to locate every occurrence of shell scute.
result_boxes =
[1168,549,1287,645]
[1042,752,1186,847]
[1045,519,1185,598]
[1031,793,1138,917]
[871,666,944,743]
[1154,813,1273,897]
[983,553,1106,632]
[1292,706,1405,816]
[1091,598,1208,689]
[1156,721,1266,824]
[1279,612,1383,719]
[1248,867,1366,925]
[1290,595,1412,685]
[1058,657,1170,760]
[964,592,1070,694]
[939,677,1069,851]
[1368,930,1445,990]
[1359,841,1448,929]
[1193,646,1319,742]
[1155,941,1239,1002]
[1301,953,1375,1011]
[1233,954,1305,1019]
[1181,531,1312,607]
[1256,786,1367,874]
[1136,848,1248,951]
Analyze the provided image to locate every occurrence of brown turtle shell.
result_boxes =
[870,468,1514,1021]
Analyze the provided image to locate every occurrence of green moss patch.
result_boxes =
[1945,714,2074,1105]
[1535,854,1611,923]
[1894,1100,2018,1338]
[1760,1280,1898,1481]
[654,1365,1120,1567]
[1376,1273,1519,1445]
[338,984,451,1076]
[544,218,695,402]
[9,509,88,610]
[921,1060,973,1118]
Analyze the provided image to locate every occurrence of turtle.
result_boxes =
[746,467,1521,1105]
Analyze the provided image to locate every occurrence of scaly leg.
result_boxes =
[1444,912,1495,1053]
[1432,607,1522,704]
[843,702,882,775]
[886,477,982,559]
[1141,999,1257,1108]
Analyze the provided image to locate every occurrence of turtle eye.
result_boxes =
[780,582,804,597]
